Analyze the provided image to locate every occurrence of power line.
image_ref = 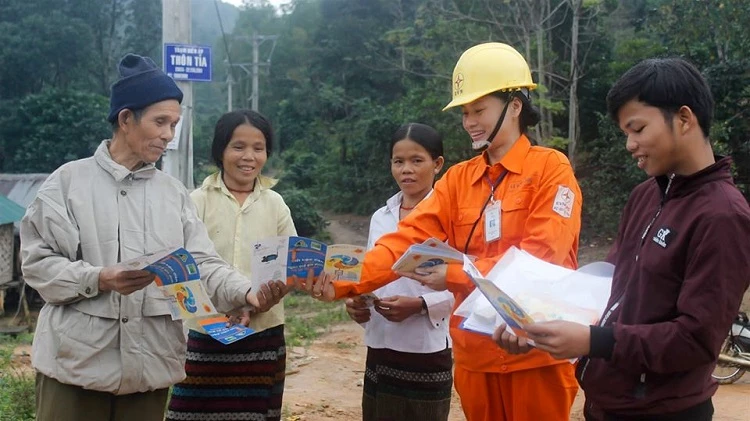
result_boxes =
[214,0,237,111]
[213,0,234,68]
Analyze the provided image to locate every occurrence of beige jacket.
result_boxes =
[189,172,296,333]
[21,141,252,395]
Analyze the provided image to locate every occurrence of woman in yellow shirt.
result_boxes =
[167,110,296,421]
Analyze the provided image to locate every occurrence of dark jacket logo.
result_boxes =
[652,227,675,248]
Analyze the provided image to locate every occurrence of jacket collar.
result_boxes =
[655,155,734,199]
[469,134,532,185]
[94,140,156,182]
[201,172,277,198]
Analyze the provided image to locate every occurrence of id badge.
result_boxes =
[484,200,501,243]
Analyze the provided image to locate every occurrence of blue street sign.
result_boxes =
[163,43,212,82]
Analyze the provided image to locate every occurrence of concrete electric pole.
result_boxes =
[227,33,277,112]
[162,0,194,189]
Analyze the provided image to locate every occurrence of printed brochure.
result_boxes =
[391,238,465,274]
[118,248,217,321]
[198,316,255,345]
[455,247,613,343]
[251,236,366,290]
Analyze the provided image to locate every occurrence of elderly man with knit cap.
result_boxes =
[20,54,289,421]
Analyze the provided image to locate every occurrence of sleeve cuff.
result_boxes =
[589,325,615,360]
[78,267,102,298]
[334,280,361,299]
[422,291,452,328]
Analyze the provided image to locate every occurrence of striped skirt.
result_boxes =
[362,346,453,421]
[166,324,286,421]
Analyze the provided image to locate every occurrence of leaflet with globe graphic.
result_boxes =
[391,238,465,274]
[251,236,366,290]
[118,247,217,321]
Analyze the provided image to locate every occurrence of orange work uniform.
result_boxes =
[334,135,582,420]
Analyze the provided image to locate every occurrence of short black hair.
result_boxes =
[211,109,274,169]
[606,57,714,137]
[390,123,444,159]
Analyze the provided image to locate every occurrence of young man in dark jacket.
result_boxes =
[493,57,750,420]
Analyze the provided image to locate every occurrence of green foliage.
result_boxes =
[0,333,35,421]
[0,89,110,173]
[275,186,330,240]
[0,0,748,241]
[0,11,94,98]
[578,114,645,239]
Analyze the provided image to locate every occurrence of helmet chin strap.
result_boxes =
[472,95,512,151]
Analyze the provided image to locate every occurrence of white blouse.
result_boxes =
[363,191,454,353]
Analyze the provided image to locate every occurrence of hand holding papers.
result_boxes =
[455,247,613,345]
[118,248,217,321]
[392,238,464,275]
[391,238,467,290]
[251,236,366,291]
[199,316,255,345]
[119,248,256,345]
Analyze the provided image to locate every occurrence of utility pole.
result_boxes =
[252,31,259,111]
[227,33,277,112]
[162,0,194,189]
[227,72,233,112]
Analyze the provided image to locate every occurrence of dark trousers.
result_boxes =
[36,372,169,421]
[584,399,713,421]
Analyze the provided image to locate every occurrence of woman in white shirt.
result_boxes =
[346,123,455,421]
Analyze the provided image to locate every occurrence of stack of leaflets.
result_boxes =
[250,236,366,290]
[455,247,613,344]
[391,238,465,274]
[119,248,253,345]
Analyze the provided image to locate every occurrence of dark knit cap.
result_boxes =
[107,54,184,123]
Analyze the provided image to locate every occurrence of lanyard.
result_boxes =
[484,170,508,202]
[463,170,509,253]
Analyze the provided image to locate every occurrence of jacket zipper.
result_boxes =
[635,175,674,262]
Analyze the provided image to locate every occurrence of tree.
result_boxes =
[0,90,110,173]
[0,12,94,99]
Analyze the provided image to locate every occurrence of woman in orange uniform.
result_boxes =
[308,42,582,421]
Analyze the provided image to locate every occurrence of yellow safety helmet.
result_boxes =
[443,42,537,111]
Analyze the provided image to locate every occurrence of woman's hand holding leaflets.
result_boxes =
[397,264,448,291]
[245,280,288,313]
[346,296,372,323]
[374,296,423,322]
[290,269,336,302]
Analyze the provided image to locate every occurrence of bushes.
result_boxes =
[577,114,645,240]
[274,184,329,241]
[0,334,35,421]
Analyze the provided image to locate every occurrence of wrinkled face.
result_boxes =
[618,100,680,177]
[122,100,181,165]
[221,123,268,188]
[390,138,442,198]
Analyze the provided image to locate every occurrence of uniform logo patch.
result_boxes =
[552,185,574,218]
[652,227,675,248]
